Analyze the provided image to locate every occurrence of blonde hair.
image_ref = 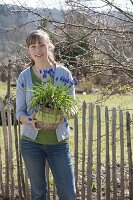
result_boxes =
[26,29,56,66]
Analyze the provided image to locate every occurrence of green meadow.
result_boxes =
[0,81,132,198]
[1,81,133,109]
[0,81,133,165]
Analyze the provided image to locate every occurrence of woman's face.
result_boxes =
[28,39,49,64]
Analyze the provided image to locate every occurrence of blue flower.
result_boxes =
[62,77,66,83]
[28,117,32,121]
[70,81,74,86]
[63,79,67,85]
[21,83,24,88]
[49,68,54,77]
[60,76,63,81]
[66,79,69,83]
[41,69,49,78]
[55,77,58,81]
[65,123,69,127]
[34,108,38,113]
[64,117,67,122]
[65,78,68,83]
[48,69,51,74]
[43,73,47,78]
[73,78,78,86]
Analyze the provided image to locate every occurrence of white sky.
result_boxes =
[90,0,133,11]
[0,0,132,10]
[0,0,66,9]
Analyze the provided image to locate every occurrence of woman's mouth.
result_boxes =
[35,54,43,57]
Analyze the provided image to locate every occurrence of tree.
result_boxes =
[63,0,133,94]
[1,0,133,96]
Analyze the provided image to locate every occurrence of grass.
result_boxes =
[0,82,7,98]
[0,81,16,99]
[0,84,133,162]
[1,81,133,109]
[0,82,132,198]
[0,83,132,159]
[76,93,133,110]
[71,93,133,167]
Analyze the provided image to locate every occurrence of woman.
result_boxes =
[16,29,76,200]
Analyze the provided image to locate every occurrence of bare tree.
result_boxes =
[0,0,133,96]
[62,0,133,95]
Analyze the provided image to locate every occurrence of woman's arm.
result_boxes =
[66,70,77,119]
[16,74,38,129]
[16,74,27,121]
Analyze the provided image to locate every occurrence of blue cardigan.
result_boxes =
[16,64,75,142]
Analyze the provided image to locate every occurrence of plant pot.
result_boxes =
[35,107,63,130]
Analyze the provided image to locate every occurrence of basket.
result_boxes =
[34,108,63,130]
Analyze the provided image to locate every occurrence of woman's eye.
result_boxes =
[40,44,45,47]
[30,45,36,48]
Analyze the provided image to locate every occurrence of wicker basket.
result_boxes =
[34,108,63,130]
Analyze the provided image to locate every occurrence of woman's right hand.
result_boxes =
[19,115,40,130]
[29,119,39,130]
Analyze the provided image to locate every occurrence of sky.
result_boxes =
[94,0,132,11]
[0,0,132,10]
[0,0,66,9]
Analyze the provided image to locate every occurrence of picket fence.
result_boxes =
[0,97,132,200]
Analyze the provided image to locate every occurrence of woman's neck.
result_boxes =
[34,61,52,70]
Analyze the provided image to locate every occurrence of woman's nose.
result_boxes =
[35,46,42,52]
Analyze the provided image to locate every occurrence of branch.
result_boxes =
[129,0,133,6]
[101,0,133,21]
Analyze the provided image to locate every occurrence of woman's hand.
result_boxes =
[29,119,39,130]
[19,115,40,130]
[66,111,76,120]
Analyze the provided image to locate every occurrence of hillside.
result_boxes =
[0,4,62,53]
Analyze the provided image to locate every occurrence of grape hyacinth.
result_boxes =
[30,66,78,119]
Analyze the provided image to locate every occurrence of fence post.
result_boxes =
[96,105,101,200]
[105,106,110,200]
[6,60,12,99]
[126,111,133,199]
[119,110,124,200]
[24,169,30,200]
[112,107,117,200]
[81,101,86,200]
[46,161,50,200]
[0,97,9,198]
[7,105,14,199]
[0,99,132,199]
[0,146,4,196]
[52,180,57,200]
[74,114,79,194]
[13,103,23,199]
[87,103,94,200]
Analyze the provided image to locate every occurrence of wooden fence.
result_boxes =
[0,98,132,200]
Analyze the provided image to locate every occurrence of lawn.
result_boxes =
[0,82,133,164]
[0,82,7,97]
[73,93,133,165]
[1,81,133,109]
[76,93,133,110]
[0,82,132,199]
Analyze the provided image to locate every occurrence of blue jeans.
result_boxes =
[20,139,76,200]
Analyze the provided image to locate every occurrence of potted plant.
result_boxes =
[30,67,77,129]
